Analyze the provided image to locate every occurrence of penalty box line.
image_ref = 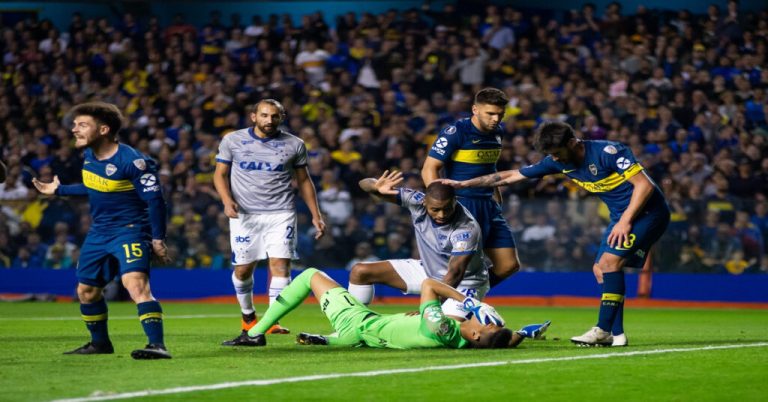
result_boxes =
[52,342,768,402]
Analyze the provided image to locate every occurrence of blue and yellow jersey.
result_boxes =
[520,140,668,222]
[427,118,503,198]
[80,144,164,234]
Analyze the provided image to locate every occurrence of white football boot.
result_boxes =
[570,326,613,347]
[611,333,628,347]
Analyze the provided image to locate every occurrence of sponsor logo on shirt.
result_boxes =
[616,157,631,170]
[239,161,285,171]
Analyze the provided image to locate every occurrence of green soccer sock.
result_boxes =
[248,268,319,336]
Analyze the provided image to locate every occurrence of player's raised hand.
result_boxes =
[373,170,403,195]
[312,216,326,239]
[223,199,239,219]
[32,175,60,195]
[151,239,172,266]
[607,219,632,249]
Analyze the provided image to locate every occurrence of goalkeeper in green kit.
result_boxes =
[232,268,549,349]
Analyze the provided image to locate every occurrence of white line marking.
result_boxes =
[51,342,768,402]
[0,314,234,321]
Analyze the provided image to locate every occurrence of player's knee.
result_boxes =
[76,285,101,303]
[349,263,373,284]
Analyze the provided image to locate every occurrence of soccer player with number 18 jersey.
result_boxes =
[441,122,670,347]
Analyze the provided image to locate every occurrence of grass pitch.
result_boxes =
[0,301,766,402]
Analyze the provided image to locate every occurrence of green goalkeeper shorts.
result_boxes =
[320,288,375,345]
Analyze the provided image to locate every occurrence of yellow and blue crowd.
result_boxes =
[0,2,767,274]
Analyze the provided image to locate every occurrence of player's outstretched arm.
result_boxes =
[439,170,527,189]
[359,170,403,204]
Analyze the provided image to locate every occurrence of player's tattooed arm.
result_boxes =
[442,170,527,188]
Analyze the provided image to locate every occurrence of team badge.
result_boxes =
[444,126,456,135]
[105,164,117,176]
[603,145,617,154]
[589,164,598,176]
[133,159,146,171]
[616,157,631,170]
[496,135,501,143]
[434,137,448,148]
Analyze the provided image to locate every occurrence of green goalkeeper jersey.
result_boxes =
[357,301,469,349]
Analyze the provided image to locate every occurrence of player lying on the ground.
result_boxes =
[229,267,549,349]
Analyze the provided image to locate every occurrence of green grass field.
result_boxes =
[1,301,766,402]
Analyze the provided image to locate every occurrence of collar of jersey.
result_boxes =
[248,127,277,142]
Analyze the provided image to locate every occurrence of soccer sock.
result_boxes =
[597,271,625,332]
[232,272,255,315]
[612,301,625,335]
[348,283,374,305]
[249,268,318,336]
[80,299,110,345]
[269,276,291,306]
[137,300,164,346]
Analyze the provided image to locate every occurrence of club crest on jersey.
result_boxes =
[589,164,598,176]
[616,157,631,170]
[105,164,117,176]
[603,145,617,154]
[133,159,146,171]
[496,135,501,143]
[444,126,456,135]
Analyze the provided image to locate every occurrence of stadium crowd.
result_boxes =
[0,1,767,274]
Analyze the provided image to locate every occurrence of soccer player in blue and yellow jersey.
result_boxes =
[440,122,670,347]
[422,88,521,289]
[33,102,172,359]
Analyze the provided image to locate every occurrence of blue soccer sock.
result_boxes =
[137,301,164,346]
[81,298,110,345]
[612,301,625,335]
[597,271,625,332]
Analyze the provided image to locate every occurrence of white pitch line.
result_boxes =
[51,342,768,402]
[0,314,235,321]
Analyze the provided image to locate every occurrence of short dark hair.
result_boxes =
[253,99,286,118]
[477,327,514,349]
[533,121,576,152]
[474,88,508,108]
[425,182,455,201]
[69,102,124,137]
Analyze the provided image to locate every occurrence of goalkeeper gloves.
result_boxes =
[462,297,505,326]
[516,320,552,339]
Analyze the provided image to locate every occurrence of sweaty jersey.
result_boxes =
[216,127,308,214]
[358,300,468,349]
[397,188,489,288]
[519,140,668,221]
[428,118,503,198]
[80,144,163,234]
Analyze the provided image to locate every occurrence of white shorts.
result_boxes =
[230,212,298,265]
[387,259,490,319]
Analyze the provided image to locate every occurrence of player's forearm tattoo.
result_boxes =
[468,173,504,187]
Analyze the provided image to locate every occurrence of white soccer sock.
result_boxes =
[269,276,291,306]
[232,272,255,315]
[348,283,374,305]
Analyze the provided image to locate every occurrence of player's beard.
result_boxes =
[256,122,279,137]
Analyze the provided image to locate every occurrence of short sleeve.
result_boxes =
[602,143,643,178]
[126,157,162,201]
[294,141,308,168]
[450,227,479,256]
[215,134,233,164]
[519,156,561,179]
[427,125,461,162]
[397,187,426,209]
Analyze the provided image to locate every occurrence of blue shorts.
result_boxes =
[457,196,516,249]
[77,231,152,287]
[595,209,670,268]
